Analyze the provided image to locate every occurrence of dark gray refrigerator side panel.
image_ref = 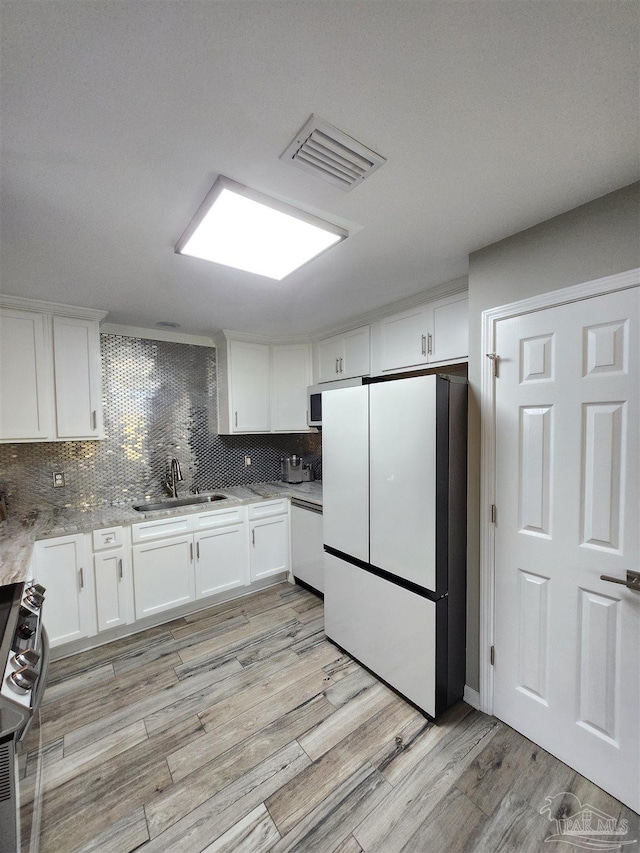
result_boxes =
[446,379,468,706]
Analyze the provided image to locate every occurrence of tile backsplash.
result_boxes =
[0,334,321,515]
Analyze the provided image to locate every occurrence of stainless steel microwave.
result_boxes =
[307,378,365,427]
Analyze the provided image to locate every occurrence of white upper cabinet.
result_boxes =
[0,308,52,441]
[315,325,370,383]
[376,292,468,373]
[216,332,312,434]
[52,316,103,439]
[0,297,106,443]
[429,292,469,363]
[229,340,271,433]
[271,343,312,432]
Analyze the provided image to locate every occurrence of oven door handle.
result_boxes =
[17,625,50,745]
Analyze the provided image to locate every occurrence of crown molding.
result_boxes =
[100,323,215,347]
[0,293,108,321]
[310,276,469,340]
[216,329,312,345]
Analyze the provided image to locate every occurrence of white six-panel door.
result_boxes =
[493,286,639,811]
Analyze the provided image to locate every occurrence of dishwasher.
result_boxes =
[290,498,324,595]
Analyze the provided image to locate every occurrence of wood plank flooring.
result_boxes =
[21,582,639,852]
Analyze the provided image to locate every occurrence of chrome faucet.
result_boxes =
[163,457,184,498]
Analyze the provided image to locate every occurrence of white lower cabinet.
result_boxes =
[248,500,290,582]
[93,525,134,631]
[130,505,249,618]
[132,535,195,620]
[195,524,248,598]
[37,499,291,652]
[34,534,97,648]
[94,548,132,631]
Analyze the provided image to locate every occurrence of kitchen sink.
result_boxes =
[133,495,227,512]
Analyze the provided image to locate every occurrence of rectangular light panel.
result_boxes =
[175,176,347,280]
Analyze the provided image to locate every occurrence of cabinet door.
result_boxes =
[379,307,429,371]
[94,548,131,631]
[249,515,289,581]
[341,326,370,378]
[229,340,270,432]
[271,344,311,432]
[34,534,96,648]
[52,316,103,439]
[427,294,469,363]
[195,525,247,598]
[0,308,52,441]
[132,535,195,619]
[316,336,341,383]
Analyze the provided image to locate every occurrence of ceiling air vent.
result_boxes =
[281,115,386,192]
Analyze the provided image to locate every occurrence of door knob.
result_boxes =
[600,570,640,591]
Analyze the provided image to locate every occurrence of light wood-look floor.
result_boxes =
[20,582,638,852]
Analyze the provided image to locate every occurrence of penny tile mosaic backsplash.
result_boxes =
[0,334,321,515]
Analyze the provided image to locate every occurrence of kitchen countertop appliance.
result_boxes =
[0,580,49,853]
[322,373,467,719]
[281,455,313,484]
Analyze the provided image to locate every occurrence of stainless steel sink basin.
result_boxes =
[133,495,227,512]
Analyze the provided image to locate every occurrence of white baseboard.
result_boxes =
[463,685,481,710]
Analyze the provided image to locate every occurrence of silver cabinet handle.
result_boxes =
[118,558,123,580]
[427,333,433,355]
[251,529,255,546]
[78,567,84,590]
[234,411,238,428]
[421,334,427,356]
[196,541,200,560]
[92,410,97,430]
[339,357,344,373]
[190,542,194,562]
[600,570,640,591]
[335,358,340,374]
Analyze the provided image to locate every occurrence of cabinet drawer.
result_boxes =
[131,514,192,543]
[193,505,245,530]
[248,499,287,520]
[92,526,124,551]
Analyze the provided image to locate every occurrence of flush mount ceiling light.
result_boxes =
[175,176,348,280]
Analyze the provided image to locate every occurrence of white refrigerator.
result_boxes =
[323,373,467,718]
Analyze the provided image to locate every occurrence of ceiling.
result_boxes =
[1,1,638,339]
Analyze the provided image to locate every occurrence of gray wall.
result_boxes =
[465,181,640,691]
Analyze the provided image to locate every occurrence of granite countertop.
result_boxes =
[0,480,322,587]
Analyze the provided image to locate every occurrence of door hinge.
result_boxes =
[490,646,495,666]
[486,352,500,378]
[491,504,497,524]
